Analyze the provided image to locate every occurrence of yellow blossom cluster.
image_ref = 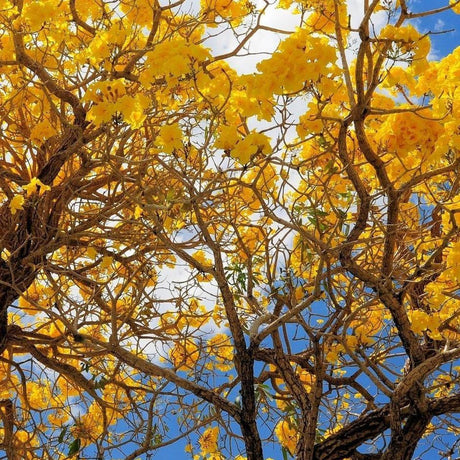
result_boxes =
[169,338,201,371]
[84,80,150,128]
[206,333,233,371]
[200,0,252,26]
[140,38,210,86]
[275,418,298,454]
[197,426,221,458]
[256,30,337,95]
[379,24,431,74]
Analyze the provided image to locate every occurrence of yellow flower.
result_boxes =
[170,339,200,371]
[48,410,70,427]
[27,381,52,409]
[451,0,460,14]
[87,101,116,126]
[230,132,271,164]
[134,205,144,219]
[22,0,61,30]
[192,249,213,268]
[408,309,441,336]
[23,177,51,197]
[86,247,98,259]
[30,120,57,143]
[100,256,113,269]
[207,333,233,371]
[199,426,219,455]
[275,419,298,454]
[158,123,183,154]
[200,0,250,26]
[116,94,149,129]
[9,195,24,215]
[214,124,241,150]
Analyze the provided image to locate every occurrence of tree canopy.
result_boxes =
[0,0,460,459]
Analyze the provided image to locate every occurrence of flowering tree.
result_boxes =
[0,0,460,459]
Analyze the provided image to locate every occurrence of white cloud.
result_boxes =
[434,18,446,32]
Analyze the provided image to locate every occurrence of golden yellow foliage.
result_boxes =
[0,1,459,459]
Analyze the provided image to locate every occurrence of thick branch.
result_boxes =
[313,392,460,460]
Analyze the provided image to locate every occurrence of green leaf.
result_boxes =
[257,383,271,391]
[68,438,81,456]
[282,446,290,460]
[94,377,108,389]
[58,425,68,443]
[166,189,176,202]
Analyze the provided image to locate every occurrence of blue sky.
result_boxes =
[412,0,460,57]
